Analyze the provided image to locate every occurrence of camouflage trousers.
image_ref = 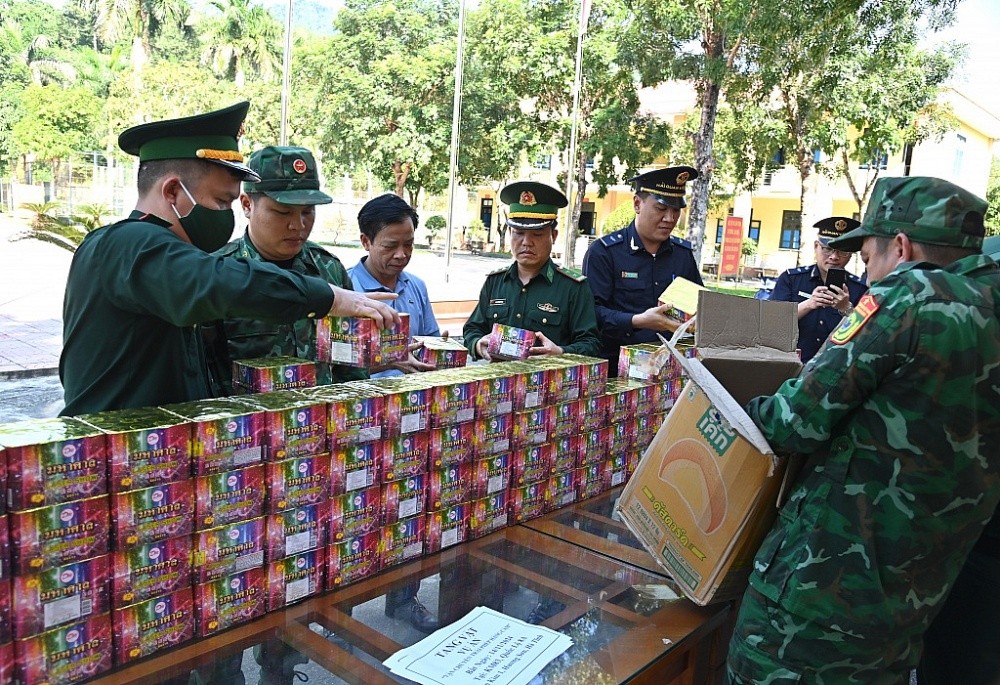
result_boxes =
[726,587,916,684]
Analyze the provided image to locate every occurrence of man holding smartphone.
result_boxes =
[769,216,868,362]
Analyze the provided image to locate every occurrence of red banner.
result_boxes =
[719,216,744,277]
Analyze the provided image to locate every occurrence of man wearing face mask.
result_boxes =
[60,102,399,416]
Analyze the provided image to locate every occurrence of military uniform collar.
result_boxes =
[504,258,556,284]
[127,209,171,228]
[237,230,310,269]
[625,221,671,256]
[352,256,411,293]
[808,264,823,282]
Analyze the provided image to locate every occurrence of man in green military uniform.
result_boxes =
[463,181,601,359]
[60,102,397,416]
[726,177,1000,683]
[204,145,367,394]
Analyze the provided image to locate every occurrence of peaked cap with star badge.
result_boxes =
[500,181,568,229]
[243,146,332,205]
[814,216,860,247]
[118,101,259,182]
[631,165,698,208]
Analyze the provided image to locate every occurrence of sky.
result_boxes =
[925,0,1000,117]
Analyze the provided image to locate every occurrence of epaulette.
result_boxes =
[788,266,809,275]
[487,264,509,276]
[599,231,625,247]
[846,272,864,283]
[555,265,586,282]
[214,240,241,257]
[669,236,693,250]
[304,240,339,261]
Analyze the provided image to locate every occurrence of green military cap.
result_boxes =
[243,146,333,205]
[500,181,568,229]
[117,101,259,182]
[829,176,987,252]
[814,216,860,247]
[631,165,699,208]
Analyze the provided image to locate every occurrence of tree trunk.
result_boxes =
[392,161,411,197]
[687,77,721,266]
[565,150,588,267]
[795,147,812,267]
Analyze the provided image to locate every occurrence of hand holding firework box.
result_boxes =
[605,378,640,425]
[11,496,110,575]
[550,400,582,440]
[476,369,515,418]
[370,377,430,437]
[329,486,382,543]
[412,336,469,370]
[472,414,512,458]
[305,384,386,447]
[266,548,325,611]
[265,502,328,561]
[425,504,469,553]
[112,587,194,665]
[510,481,547,523]
[13,556,110,640]
[427,463,472,510]
[194,567,266,637]
[232,356,317,393]
[0,417,107,511]
[112,536,192,608]
[381,516,425,569]
[77,407,191,494]
[511,443,554,486]
[580,393,609,433]
[486,323,536,361]
[428,422,475,468]
[552,435,580,473]
[246,391,327,460]
[112,480,194,549]
[578,428,610,468]
[382,475,426,526]
[192,518,265,584]
[195,464,265,530]
[14,612,112,685]
[561,354,608,398]
[162,398,267,476]
[470,454,510,500]
[326,531,381,589]
[544,471,579,512]
[382,432,428,482]
[333,442,383,495]
[265,455,331,513]
[469,491,509,539]
[512,406,553,448]
[316,314,410,368]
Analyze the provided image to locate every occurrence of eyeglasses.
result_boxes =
[819,245,850,258]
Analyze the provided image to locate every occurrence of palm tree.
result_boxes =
[94,0,189,73]
[198,0,282,88]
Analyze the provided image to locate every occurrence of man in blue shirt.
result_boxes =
[582,166,703,374]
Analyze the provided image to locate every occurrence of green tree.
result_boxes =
[11,84,101,183]
[16,200,92,251]
[600,202,634,235]
[196,0,283,87]
[986,157,1000,238]
[94,0,190,76]
[424,214,446,247]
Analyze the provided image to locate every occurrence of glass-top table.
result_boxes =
[85,523,731,685]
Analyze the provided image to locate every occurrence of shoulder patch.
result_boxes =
[789,266,809,274]
[305,240,337,260]
[215,241,241,257]
[846,272,864,283]
[669,236,693,250]
[487,264,509,276]
[830,293,879,345]
[599,231,625,247]
[555,265,586,282]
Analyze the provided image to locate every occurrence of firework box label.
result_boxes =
[552,435,580,473]
[194,567,266,637]
[469,491,509,539]
[413,336,469,369]
[265,502,328,561]
[247,391,327,460]
[192,518,265,584]
[310,385,386,447]
[550,400,582,440]
[266,548,325,611]
[326,531,381,589]
[610,452,629,488]
[510,481,547,523]
[382,433,428,482]
[605,379,640,425]
[335,442,382,494]
[232,356,317,393]
[112,587,194,665]
[547,362,581,403]
[162,399,267,476]
[471,454,510,500]
[609,421,638,457]
[330,486,381,542]
[427,463,472,510]
[316,314,410,368]
[0,417,107,511]
[375,379,430,436]
[577,463,611,501]
[13,556,110,640]
[511,444,554,486]
[486,323,536,361]
[11,496,110,575]
[429,377,481,428]
[112,480,194,549]
[579,428,610,467]
[634,382,660,415]
[472,414,512,458]
[428,423,474,468]
[78,407,191,494]
[381,516,425,569]
[195,464,265,530]
[266,455,331,513]
[382,475,426,525]
[425,504,469,553]
[544,472,578,512]
[14,612,112,685]
[510,363,550,409]
[477,371,515,418]
[580,393,609,433]
[512,406,553,448]
[657,276,705,321]
[561,354,608,398]
[112,536,192,608]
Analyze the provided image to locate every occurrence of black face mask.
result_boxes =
[171,181,235,253]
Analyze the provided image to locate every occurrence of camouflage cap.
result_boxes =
[829,176,986,252]
[243,146,332,205]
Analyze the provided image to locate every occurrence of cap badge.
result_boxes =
[292,158,307,174]
[520,191,537,206]
[835,219,847,232]
[676,171,690,184]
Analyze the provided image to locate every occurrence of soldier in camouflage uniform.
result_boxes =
[204,145,368,394]
[727,176,1000,683]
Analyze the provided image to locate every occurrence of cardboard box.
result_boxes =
[0,576,9,644]
[370,377,430,437]
[382,475,426,526]
[266,548,325,610]
[329,486,381,542]
[509,481,547,523]
[469,491,509,539]
[425,504,469,553]
[0,512,8,579]
[326,532,381,589]
[382,433,428,482]
[316,313,410,368]
[192,518,265,584]
[381,516,425,568]
[509,363,550,409]
[510,443,554,485]
[617,291,800,605]
[579,393,609,433]
[10,496,110,574]
[429,375,482,427]
[112,587,194,665]
[194,567,266,637]
[470,454,511,500]
[265,454,331,513]
[232,356,317,393]
[265,502,328,561]
[551,435,580,473]
[413,336,470,369]
[486,323,536,361]
[511,406,553,448]
[111,536,192,608]
[305,384,386,447]
[246,391,327,460]
[475,369,515,418]
[550,400,582,439]
[427,463,473,510]
[13,555,110,640]
[161,399,267,476]
[112,480,194,549]
[471,414,512,457]
[544,471,578,512]
[428,423,475,468]
[14,612,112,685]
[195,464,265,530]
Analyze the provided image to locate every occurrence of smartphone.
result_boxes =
[825,268,848,290]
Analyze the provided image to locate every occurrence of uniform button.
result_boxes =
[516,314,522,319]
[307,312,316,318]
[521,288,526,292]
[493,313,498,319]
[542,318,547,324]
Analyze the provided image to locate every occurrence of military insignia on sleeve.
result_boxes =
[537,303,559,313]
[520,191,537,205]
[831,293,879,345]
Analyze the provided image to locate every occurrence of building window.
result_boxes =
[534,154,552,170]
[779,210,801,250]
[953,134,966,177]
[715,208,734,245]
[748,219,761,244]
[858,151,888,170]
[585,157,595,169]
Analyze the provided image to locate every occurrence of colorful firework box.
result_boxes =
[510,481,547,523]
[544,360,581,403]
[659,377,686,411]
[608,421,638,456]
[382,432,428,482]
[545,471,579,512]
[511,444,554,486]
[246,391,327,460]
[265,455,331,513]
[427,464,473,510]
[382,475,426,526]
[552,435,581,473]
[579,393,609,433]
[192,518,265,584]
[550,400,582,440]
[195,464,265,530]
[471,454,510,500]
[316,314,410,368]
[162,399,267,476]
[619,341,696,384]
[11,496,110,575]
[605,379,640,425]
[476,368,515,418]
[306,384,386,447]
[579,428,610,467]
[381,516,425,568]
[334,441,382,495]
[0,641,11,685]
[472,414,512,458]
[77,407,191,495]
[486,323,536,361]
[609,453,629,488]
[469,491,510,539]
[266,548,325,611]
[512,406,553,448]
[369,377,430,436]
[112,536,192,608]
[232,356,317,393]
[509,363,550,409]
[0,512,8,578]
[112,587,194,665]
[265,503,328,561]
[633,382,660,415]
[194,567,266,637]
[326,532,381,589]
[13,556,110,640]
[112,480,194,549]
[577,462,611,501]
[427,423,475,468]
[561,354,609,398]
[412,336,469,370]
[0,452,5,516]
[329,486,381,542]
[14,612,112,685]
[425,504,470,553]
[429,375,481,428]
[0,575,8,644]
[636,412,666,451]
[0,417,107,511]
